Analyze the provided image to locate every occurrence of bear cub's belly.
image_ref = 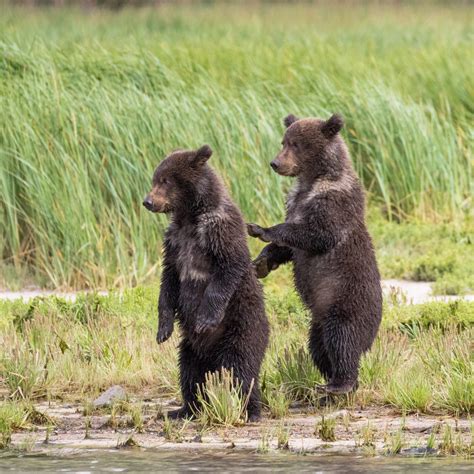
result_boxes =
[173,226,212,328]
[293,249,338,317]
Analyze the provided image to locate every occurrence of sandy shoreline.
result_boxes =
[7,399,472,457]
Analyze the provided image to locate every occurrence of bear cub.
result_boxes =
[144,145,269,421]
[248,114,382,395]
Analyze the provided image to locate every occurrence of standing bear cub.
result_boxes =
[144,145,269,421]
[248,114,382,395]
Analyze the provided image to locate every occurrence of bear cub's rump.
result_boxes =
[248,114,382,395]
[144,145,269,421]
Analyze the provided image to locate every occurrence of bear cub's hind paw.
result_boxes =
[247,412,261,423]
[166,407,196,420]
[316,381,358,395]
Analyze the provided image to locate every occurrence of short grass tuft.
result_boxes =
[196,368,252,427]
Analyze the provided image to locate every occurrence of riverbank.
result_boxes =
[6,400,473,458]
[1,286,472,458]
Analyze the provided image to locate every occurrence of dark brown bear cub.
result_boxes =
[144,145,269,421]
[248,114,382,395]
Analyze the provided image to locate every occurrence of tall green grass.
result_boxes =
[0,4,472,288]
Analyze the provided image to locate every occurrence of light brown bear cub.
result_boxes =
[248,115,382,395]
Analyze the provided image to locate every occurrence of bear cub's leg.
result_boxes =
[167,340,207,419]
[309,322,333,381]
[246,384,262,422]
[220,356,263,422]
[319,319,361,395]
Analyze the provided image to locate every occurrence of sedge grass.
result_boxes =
[196,368,252,427]
[316,415,337,442]
[0,4,472,289]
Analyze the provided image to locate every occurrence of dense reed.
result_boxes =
[0,4,472,288]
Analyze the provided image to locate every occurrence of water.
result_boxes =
[0,450,471,473]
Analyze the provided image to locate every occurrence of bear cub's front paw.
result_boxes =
[156,319,174,344]
[247,223,263,237]
[247,223,270,242]
[253,255,271,279]
[195,311,221,334]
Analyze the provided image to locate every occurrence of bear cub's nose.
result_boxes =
[270,161,279,171]
[143,197,154,210]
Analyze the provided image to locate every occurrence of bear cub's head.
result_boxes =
[271,114,345,179]
[143,145,213,213]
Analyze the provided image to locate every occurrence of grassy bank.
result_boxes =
[1,4,472,288]
[2,212,473,295]
[370,214,474,295]
[1,287,472,417]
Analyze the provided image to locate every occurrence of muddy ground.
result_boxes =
[8,397,472,457]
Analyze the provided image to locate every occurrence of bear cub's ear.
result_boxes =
[321,114,344,139]
[192,144,213,166]
[284,114,299,128]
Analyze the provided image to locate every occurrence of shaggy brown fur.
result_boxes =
[144,145,269,420]
[248,115,382,395]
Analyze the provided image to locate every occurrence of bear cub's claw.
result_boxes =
[315,381,358,395]
[247,223,272,243]
[247,223,264,238]
[156,321,173,344]
[253,255,271,279]
[194,316,219,334]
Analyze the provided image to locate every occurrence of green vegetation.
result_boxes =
[276,421,290,450]
[316,415,337,442]
[384,428,404,455]
[196,368,252,427]
[0,401,54,448]
[162,414,191,442]
[439,423,473,456]
[370,213,474,295]
[358,422,376,448]
[0,4,472,289]
[0,287,472,421]
[264,388,291,419]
